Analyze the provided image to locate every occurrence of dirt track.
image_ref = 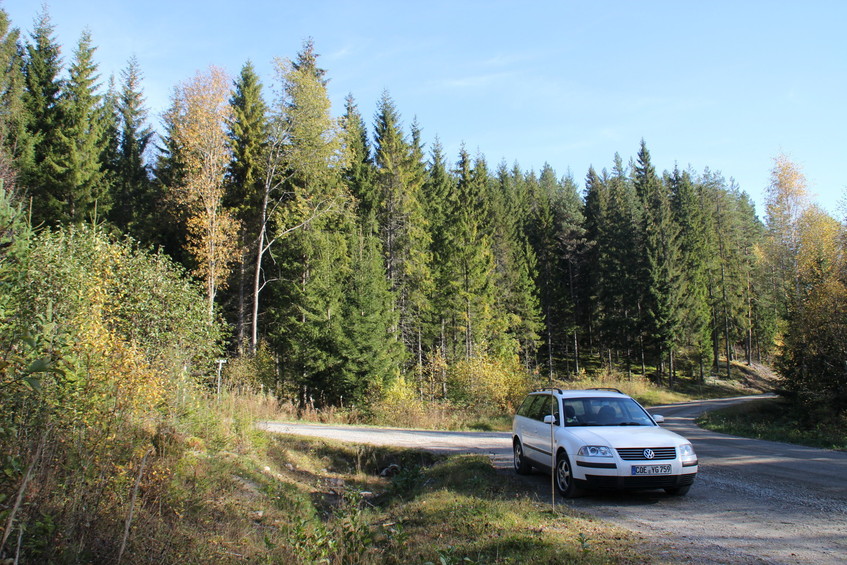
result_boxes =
[262,395,847,564]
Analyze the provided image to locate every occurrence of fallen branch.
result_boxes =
[0,429,48,558]
[116,447,153,565]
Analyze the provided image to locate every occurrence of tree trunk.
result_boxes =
[250,189,270,355]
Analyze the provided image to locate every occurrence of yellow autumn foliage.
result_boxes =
[796,204,844,286]
[448,355,533,412]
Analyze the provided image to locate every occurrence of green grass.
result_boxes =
[697,397,847,451]
[151,433,651,564]
[267,438,649,564]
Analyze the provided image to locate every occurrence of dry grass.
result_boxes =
[258,361,777,433]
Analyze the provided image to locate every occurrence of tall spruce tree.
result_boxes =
[341,94,377,230]
[634,142,683,383]
[338,228,404,403]
[582,165,608,355]
[152,107,190,263]
[21,7,64,225]
[422,138,456,392]
[598,154,643,375]
[669,166,713,379]
[553,171,587,375]
[527,164,564,375]
[700,170,754,377]
[440,147,497,360]
[0,9,27,190]
[109,56,156,241]
[226,60,267,352]
[269,41,355,403]
[491,161,541,367]
[54,30,111,223]
[372,92,433,369]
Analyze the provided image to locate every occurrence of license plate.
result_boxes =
[631,464,672,476]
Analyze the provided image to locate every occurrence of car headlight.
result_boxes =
[578,445,613,457]
[679,443,698,464]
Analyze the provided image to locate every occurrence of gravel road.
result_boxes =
[261,395,847,564]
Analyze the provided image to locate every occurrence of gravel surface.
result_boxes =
[261,395,847,564]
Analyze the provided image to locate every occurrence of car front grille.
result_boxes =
[616,447,676,461]
[583,473,696,489]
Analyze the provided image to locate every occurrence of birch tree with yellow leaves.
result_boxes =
[764,153,809,315]
[165,66,240,322]
[766,154,847,413]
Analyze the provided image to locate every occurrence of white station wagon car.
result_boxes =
[512,388,698,497]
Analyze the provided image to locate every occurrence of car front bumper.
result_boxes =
[576,471,697,490]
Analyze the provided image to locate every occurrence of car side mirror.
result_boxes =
[653,414,665,424]
[543,414,558,425]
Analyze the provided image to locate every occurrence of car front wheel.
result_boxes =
[555,450,581,498]
[513,439,531,474]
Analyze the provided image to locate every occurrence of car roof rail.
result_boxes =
[534,387,564,394]
[584,387,624,394]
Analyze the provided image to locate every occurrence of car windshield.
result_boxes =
[562,397,654,427]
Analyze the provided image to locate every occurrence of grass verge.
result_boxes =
[153,433,648,564]
[697,397,847,451]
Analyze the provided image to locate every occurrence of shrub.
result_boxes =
[447,354,533,413]
[0,221,226,562]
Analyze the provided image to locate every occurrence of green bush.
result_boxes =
[0,212,226,562]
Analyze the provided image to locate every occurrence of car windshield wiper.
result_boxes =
[617,422,644,426]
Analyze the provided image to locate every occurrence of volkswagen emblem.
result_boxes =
[643,449,655,460]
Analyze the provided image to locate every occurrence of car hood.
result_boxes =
[565,425,688,448]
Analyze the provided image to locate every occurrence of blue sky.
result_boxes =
[5,1,846,217]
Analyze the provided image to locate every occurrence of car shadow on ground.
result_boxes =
[513,469,686,507]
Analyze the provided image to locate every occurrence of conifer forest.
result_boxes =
[2,7,845,411]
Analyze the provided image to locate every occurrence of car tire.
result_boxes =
[665,485,691,496]
[555,450,581,498]
[513,439,531,475]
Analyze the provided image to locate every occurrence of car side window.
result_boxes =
[532,394,559,423]
[562,400,580,425]
[516,395,536,418]
[527,395,546,421]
